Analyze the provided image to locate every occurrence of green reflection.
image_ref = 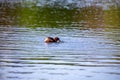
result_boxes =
[104,6,120,27]
[0,1,120,28]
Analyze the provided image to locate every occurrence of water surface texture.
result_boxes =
[0,0,120,80]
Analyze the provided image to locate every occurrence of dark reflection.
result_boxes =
[0,0,120,28]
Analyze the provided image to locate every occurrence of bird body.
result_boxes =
[44,37,60,43]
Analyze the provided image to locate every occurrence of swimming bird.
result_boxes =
[44,37,60,43]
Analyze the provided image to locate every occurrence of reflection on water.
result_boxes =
[0,0,120,80]
[0,0,120,27]
[0,26,120,80]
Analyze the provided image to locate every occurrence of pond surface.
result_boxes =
[0,0,120,80]
[0,26,120,80]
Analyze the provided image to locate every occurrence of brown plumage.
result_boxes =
[44,37,60,43]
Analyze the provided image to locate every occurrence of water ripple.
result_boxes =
[0,26,120,80]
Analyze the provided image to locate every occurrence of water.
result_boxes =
[0,26,120,80]
[0,0,120,80]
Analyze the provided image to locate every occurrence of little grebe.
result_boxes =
[44,37,60,43]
